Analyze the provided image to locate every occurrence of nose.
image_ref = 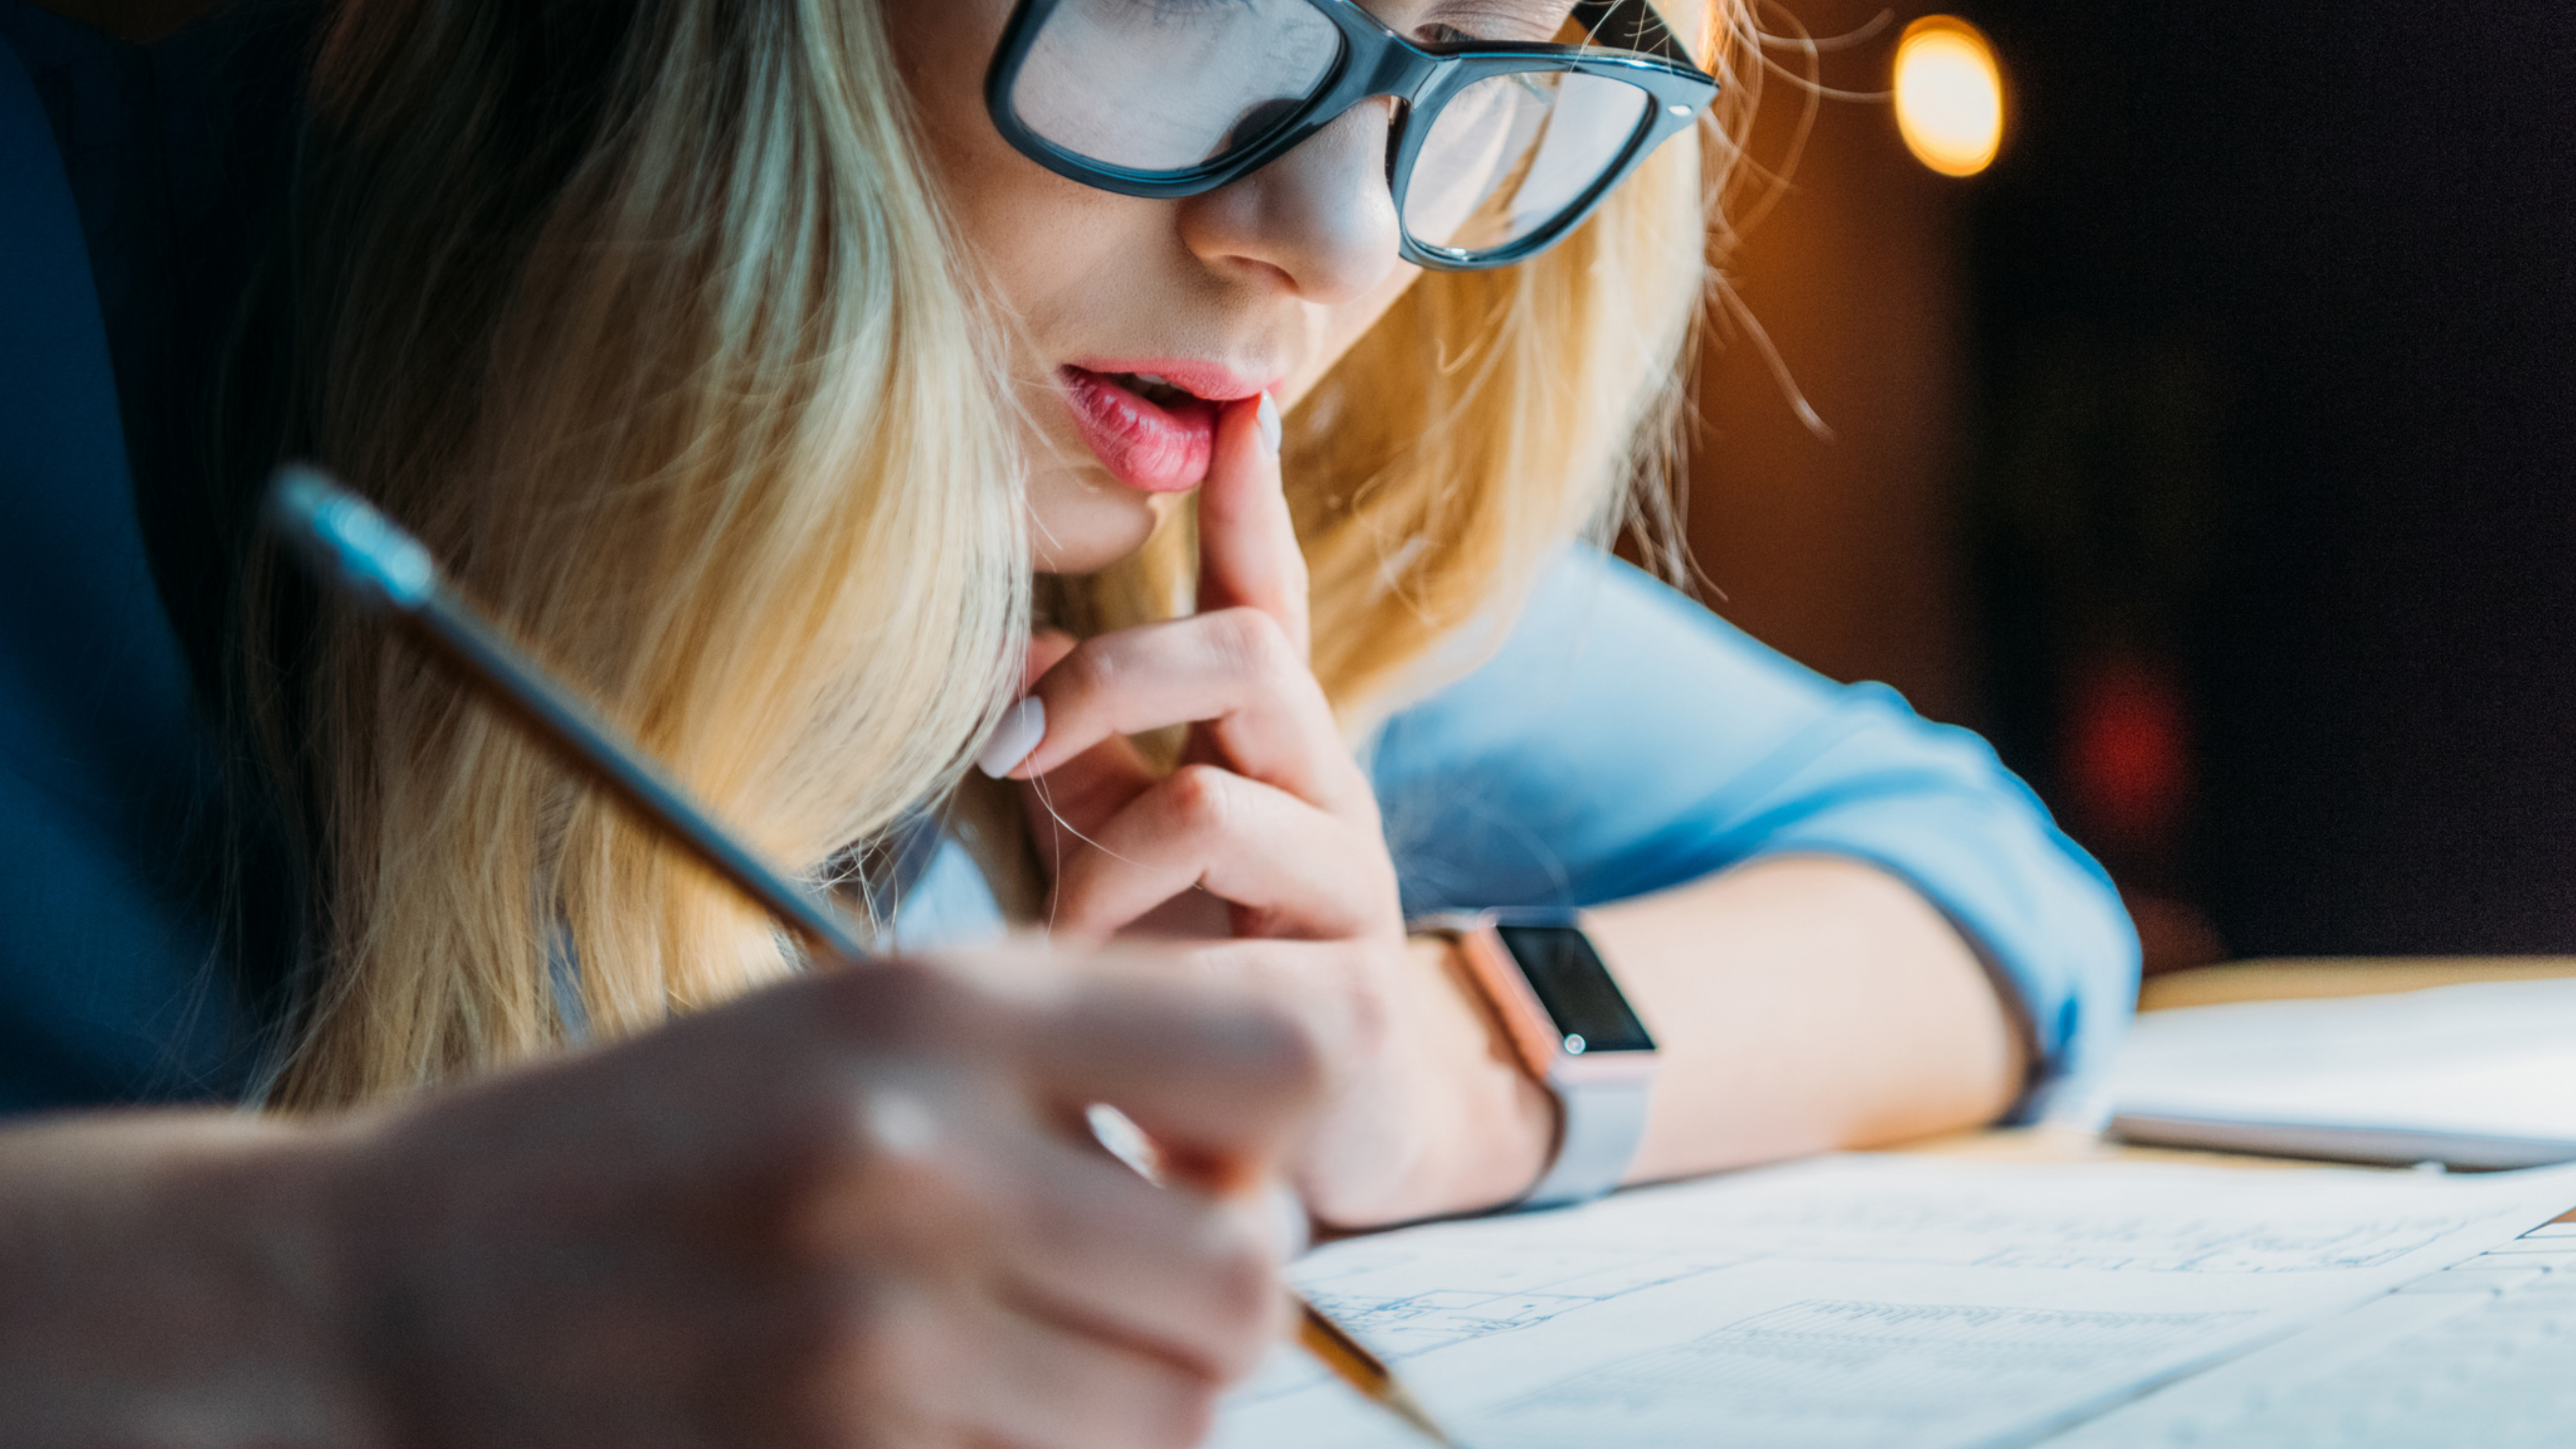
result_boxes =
[1176,100,1406,303]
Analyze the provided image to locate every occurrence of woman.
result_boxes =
[0,0,2132,1443]
[244,0,2128,1228]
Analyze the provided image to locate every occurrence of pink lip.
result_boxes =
[1077,359,1277,403]
[1056,361,1281,494]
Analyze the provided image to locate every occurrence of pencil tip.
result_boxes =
[1380,1384,1463,1447]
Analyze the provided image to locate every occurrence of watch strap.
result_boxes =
[1521,1066,1654,1209]
[1413,910,1657,1211]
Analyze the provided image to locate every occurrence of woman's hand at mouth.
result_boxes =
[987,396,1556,1229]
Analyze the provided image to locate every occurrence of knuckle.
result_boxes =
[867,1142,989,1238]
[1161,764,1238,839]
[766,1099,999,1271]
[1210,607,1293,681]
[1053,639,1118,709]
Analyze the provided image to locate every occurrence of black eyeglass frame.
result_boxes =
[983,0,1723,271]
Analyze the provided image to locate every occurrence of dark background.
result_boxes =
[1684,0,2576,970]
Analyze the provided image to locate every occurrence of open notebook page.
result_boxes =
[1212,1153,2576,1449]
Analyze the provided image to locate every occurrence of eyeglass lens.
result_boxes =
[1402,69,1652,253]
[1009,0,1344,173]
[1009,0,1662,259]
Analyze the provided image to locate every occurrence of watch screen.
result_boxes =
[1496,924,1655,1054]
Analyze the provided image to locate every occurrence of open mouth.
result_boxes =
[1056,365,1224,494]
[1115,372,1199,411]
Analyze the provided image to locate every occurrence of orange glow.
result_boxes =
[1894,17,2005,178]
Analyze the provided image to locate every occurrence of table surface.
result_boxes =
[2138,956,2576,1011]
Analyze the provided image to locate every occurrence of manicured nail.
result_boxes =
[975,695,1046,778]
[1256,391,1282,456]
[1086,1102,1166,1183]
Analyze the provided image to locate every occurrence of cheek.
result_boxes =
[959,182,1153,341]
[889,2,1171,383]
[888,0,1114,294]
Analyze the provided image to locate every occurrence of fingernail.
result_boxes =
[1256,391,1282,457]
[975,696,1046,778]
[1085,1102,1166,1185]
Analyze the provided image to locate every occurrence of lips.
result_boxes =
[1056,362,1272,494]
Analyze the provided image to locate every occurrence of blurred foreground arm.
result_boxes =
[0,956,1321,1449]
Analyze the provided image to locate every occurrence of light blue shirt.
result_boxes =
[895,549,2140,1116]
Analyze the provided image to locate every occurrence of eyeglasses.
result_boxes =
[985,0,1721,271]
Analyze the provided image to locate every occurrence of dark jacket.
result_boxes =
[0,1,306,1110]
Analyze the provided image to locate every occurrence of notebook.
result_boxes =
[2101,977,2576,1169]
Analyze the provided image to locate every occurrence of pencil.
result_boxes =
[263,465,868,964]
[264,463,1462,1447]
[1297,1301,1461,1446]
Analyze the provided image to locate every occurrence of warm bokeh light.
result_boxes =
[1894,17,2005,177]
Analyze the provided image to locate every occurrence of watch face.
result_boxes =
[1496,924,1656,1055]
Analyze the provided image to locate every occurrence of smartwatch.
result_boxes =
[1415,910,1658,1209]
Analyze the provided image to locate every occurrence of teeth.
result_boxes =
[1135,373,1172,388]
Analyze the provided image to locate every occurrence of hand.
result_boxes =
[335,953,1322,1448]
[993,398,1554,1227]
[0,953,1322,1449]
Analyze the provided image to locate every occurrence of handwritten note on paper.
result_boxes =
[1212,1154,2576,1449]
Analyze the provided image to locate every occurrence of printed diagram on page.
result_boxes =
[1213,1155,2576,1449]
[1482,1299,2261,1445]
[1283,1162,2478,1379]
[1297,1244,1744,1359]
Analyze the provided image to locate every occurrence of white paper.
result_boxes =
[1211,1154,2576,1449]
[2106,978,2576,1142]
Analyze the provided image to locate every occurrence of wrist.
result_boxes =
[283,1113,405,1449]
[177,1114,394,1449]
[0,1111,390,1449]
[1394,934,1558,1219]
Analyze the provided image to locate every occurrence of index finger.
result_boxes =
[1195,393,1310,661]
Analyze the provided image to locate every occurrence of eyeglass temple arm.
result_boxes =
[1572,0,1703,71]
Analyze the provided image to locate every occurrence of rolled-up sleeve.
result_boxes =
[1369,550,2139,1113]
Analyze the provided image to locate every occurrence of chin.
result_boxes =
[1027,470,1173,575]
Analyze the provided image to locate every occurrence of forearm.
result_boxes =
[1364,857,2027,1223]
[0,1112,381,1449]
[1586,855,2028,1184]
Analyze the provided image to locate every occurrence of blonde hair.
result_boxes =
[251,0,1754,1108]
[255,0,1025,1107]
